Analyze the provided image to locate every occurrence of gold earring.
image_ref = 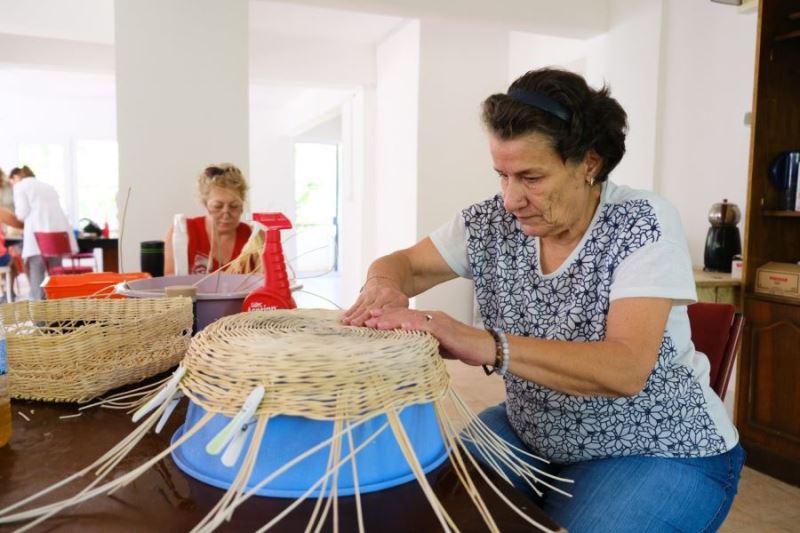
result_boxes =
[588,177,595,187]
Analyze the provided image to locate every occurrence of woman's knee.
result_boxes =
[542,452,743,533]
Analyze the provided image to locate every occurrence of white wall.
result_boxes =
[286,0,608,38]
[374,21,420,257]
[655,0,757,265]
[0,0,114,44]
[508,32,591,82]
[115,0,250,272]
[0,34,113,73]
[339,86,376,304]
[598,0,664,191]
[413,19,509,323]
[250,32,375,87]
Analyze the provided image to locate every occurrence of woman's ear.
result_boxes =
[584,150,603,184]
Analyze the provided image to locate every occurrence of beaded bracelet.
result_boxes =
[482,327,509,377]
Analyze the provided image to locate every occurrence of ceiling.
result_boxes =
[0,0,608,47]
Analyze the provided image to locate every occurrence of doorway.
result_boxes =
[293,142,339,277]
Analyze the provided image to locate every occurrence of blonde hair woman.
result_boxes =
[164,163,251,275]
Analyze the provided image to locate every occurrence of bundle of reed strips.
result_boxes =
[0,298,193,403]
[0,309,571,533]
[223,229,263,274]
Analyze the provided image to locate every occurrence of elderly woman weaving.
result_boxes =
[343,68,744,532]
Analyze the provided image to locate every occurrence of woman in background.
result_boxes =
[164,163,252,275]
[7,165,76,300]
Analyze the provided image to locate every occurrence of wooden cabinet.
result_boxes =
[736,0,800,486]
[737,296,800,485]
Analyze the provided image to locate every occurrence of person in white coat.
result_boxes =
[8,166,77,300]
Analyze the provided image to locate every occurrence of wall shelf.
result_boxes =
[763,210,800,217]
[774,29,800,42]
[747,291,800,307]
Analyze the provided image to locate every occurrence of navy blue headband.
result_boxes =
[507,89,571,123]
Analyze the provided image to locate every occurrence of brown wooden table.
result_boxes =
[0,398,563,532]
[78,237,119,273]
[4,237,119,273]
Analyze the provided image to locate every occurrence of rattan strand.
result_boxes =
[0,298,193,403]
[224,230,263,274]
[180,309,449,420]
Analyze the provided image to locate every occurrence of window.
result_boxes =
[17,141,119,232]
[17,144,68,213]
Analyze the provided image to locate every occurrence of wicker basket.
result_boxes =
[1,297,193,403]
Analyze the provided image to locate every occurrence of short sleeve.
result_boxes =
[429,212,472,279]
[610,239,697,305]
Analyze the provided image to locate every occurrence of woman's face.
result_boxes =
[204,186,244,233]
[490,132,601,239]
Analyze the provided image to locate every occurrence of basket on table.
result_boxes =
[1,297,193,403]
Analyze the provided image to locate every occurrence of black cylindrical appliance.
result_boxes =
[140,240,165,277]
[703,199,741,272]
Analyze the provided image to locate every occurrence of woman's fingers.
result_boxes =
[341,287,410,326]
[365,308,432,332]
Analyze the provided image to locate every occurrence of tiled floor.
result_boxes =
[445,360,800,533]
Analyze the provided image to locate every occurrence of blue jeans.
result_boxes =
[474,404,745,533]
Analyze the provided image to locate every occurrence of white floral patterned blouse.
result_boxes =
[430,181,738,463]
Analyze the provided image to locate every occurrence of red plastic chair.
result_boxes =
[687,302,745,401]
[34,231,95,275]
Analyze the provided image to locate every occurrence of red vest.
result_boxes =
[185,216,252,274]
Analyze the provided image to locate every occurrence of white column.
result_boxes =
[414,20,509,323]
[114,0,249,272]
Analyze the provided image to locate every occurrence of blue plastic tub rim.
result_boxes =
[171,400,448,498]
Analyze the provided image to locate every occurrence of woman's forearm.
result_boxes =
[503,336,656,398]
[363,251,417,295]
[0,208,23,229]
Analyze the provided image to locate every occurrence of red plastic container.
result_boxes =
[42,272,152,300]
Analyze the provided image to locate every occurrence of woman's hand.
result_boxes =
[363,308,495,367]
[342,239,459,327]
[341,280,410,326]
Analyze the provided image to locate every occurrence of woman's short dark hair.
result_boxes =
[9,165,35,179]
[482,68,627,182]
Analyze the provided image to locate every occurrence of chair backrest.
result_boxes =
[34,231,73,258]
[687,302,745,400]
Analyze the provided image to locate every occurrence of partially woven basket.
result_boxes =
[0,297,193,403]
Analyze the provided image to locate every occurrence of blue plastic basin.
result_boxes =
[171,400,448,498]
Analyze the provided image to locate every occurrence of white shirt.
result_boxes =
[13,178,77,259]
[430,181,737,462]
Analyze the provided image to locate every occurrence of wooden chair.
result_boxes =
[33,231,96,275]
[687,302,745,401]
